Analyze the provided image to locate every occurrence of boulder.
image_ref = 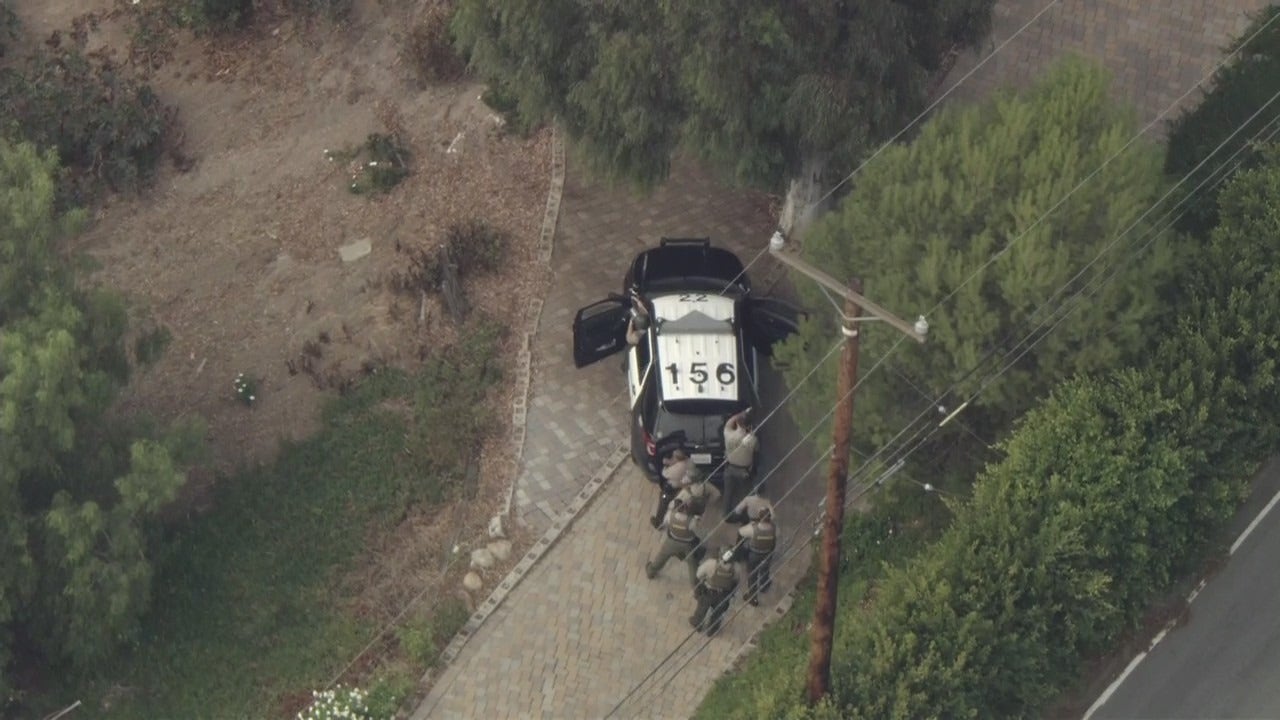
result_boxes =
[488,539,512,562]
[462,571,483,592]
[470,547,495,569]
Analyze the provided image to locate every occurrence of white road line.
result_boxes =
[1082,484,1280,719]
[1230,486,1280,555]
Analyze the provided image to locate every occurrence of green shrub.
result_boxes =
[0,35,173,200]
[328,133,411,195]
[396,596,470,669]
[133,325,172,368]
[1164,5,1280,237]
[704,149,1280,720]
[0,1,18,58]
[364,671,414,719]
[282,0,354,21]
[446,219,509,275]
[404,2,465,87]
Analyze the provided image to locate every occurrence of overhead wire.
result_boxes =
[921,7,1280,320]
[603,51,1280,720]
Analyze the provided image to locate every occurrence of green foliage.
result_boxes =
[776,58,1174,473]
[446,218,508,275]
[233,371,259,407]
[328,133,411,195]
[282,0,353,22]
[35,321,503,718]
[0,139,192,699]
[296,686,374,720]
[1164,4,1280,237]
[396,596,469,668]
[133,325,172,368]
[0,1,17,58]
[711,151,1280,719]
[404,2,465,87]
[363,670,414,720]
[0,32,172,200]
[452,0,995,189]
[160,0,253,33]
[694,496,939,719]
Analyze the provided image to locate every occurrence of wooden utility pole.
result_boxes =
[767,232,926,706]
[805,280,861,703]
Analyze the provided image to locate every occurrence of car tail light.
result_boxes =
[643,429,656,456]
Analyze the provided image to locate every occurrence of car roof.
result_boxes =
[651,293,739,404]
[630,242,750,295]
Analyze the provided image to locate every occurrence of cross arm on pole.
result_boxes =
[767,234,928,343]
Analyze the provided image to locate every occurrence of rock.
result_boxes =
[488,515,505,539]
[338,238,371,263]
[488,539,512,562]
[470,547,495,570]
[462,572,483,592]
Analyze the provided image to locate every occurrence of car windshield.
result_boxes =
[636,246,750,296]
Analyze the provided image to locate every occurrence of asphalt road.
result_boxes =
[1089,457,1280,720]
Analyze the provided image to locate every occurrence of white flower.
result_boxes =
[248,395,255,401]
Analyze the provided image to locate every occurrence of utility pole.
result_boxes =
[805,279,861,702]
[766,232,927,706]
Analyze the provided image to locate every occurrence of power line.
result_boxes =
[922,7,1280,320]
[812,0,1065,207]
[602,76,1280,720]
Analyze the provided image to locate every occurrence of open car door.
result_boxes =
[746,297,806,356]
[572,295,630,368]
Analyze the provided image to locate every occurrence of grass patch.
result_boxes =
[42,320,504,719]
[396,596,470,669]
[693,491,941,719]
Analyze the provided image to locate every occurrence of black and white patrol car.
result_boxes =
[571,238,802,485]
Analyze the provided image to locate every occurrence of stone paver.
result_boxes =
[419,461,816,720]
[512,162,776,533]
[414,2,1267,718]
[948,1,1270,132]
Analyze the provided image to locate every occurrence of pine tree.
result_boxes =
[1164,4,1280,238]
[452,0,994,197]
[774,58,1175,473]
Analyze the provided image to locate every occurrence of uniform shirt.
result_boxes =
[675,481,716,512]
[662,457,691,485]
[724,419,758,467]
[739,520,777,552]
[664,504,700,534]
[731,494,774,522]
[626,318,645,346]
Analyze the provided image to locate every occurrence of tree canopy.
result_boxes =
[451,0,995,188]
[774,58,1176,471]
[0,139,195,697]
[1164,4,1280,238]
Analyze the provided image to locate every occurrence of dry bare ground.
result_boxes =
[11,0,550,694]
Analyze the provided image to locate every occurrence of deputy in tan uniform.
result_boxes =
[645,498,703,585]
[721,409,758,514]
[652,447,691,528]
[674,465,716,519]
[736,508,776,605]
[725,492,774,526]
[691,548,740,636]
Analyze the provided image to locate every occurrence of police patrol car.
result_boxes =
[571,238,802,486]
